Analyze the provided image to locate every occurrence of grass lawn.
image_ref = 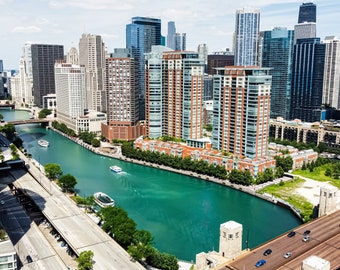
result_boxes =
[258,178,314,222]
[293,164,340,189]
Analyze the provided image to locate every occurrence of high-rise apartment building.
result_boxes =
[101,48,144,141]
[234,8,260,66]
[212,67,271,159]
[294,2,317,43]
[145,47,205,140]
[126,17,162,120]
[290,38,326,122]
[207,50,234,75]
[322,36,340,110]
[262,27,294,120]
[31,44,64,107]
[79,33,107,112]
[54,61,87,131]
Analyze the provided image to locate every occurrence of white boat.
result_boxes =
[110,165,122,173]
[93,192,115,207]
[38,139,49,147]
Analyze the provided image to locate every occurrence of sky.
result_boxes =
[1,0,340,70]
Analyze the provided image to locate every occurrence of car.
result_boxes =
[255,259,266,267]
[26,255,33,263]
[302,235,310,242]
[287,231,296,237]
[263,249,272,256]
[304,230,311,235]
[284,252,292,259]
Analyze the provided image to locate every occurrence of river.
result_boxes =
[1,109,302,262]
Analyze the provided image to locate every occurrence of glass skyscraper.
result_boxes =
[234,8,260,66]
[298,2,316,23]
[291,38,326,122]
[262,27,294,120]
[294,2,317,44]
[126,17,162,120]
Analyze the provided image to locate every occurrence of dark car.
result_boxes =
[26,255,33,263]
[304,230,311,235]
[255,259,266,267]
[263,249,272,256]
[287,231,296,237]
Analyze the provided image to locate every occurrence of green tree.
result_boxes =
[58,174,77,192]
[274,156,293,172]
[77,250,94,270]
[128,230,154,261]
[38,108,52,119]
[0,114,3,120]
[91,138,100,147]
[275,166,285,178]
[146,248,179,270]
[9,144,19,160]
[44,163,63,180]
[0,123,16,141]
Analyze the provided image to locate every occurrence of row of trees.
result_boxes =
[44,163,78,192]
[98,206,178,269]
[121,141,228,180]
[51,121,76,137]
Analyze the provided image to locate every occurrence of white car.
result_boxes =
[302,235,310,242]
[284,252,292,258]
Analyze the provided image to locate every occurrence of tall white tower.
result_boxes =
[219,220,243,260]
[318,185,338,217]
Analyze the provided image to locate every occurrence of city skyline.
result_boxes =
[1,0,339,69]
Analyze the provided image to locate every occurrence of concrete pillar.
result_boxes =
[219,221,242,260]
[318,185,338,217]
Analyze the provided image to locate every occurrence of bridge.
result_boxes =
[0,103,15,109]
[7,118,50,125]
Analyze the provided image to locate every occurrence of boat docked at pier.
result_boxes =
[38,139,49,147]
[93,192,115,207]
[110,165,122,173]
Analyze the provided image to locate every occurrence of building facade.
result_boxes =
[212,67,271,159]
[54,61,87,132]
[207,50,234,75]
[322,36,340,110]
[234,8,260,66]
[30,44,64,107]
[126,17,162,120]
[294,2,317,44]
[79,33,107,113]
[167,21,176,50]
[101,48,144,141]
[290,38,326,122]
[262,27,294,120]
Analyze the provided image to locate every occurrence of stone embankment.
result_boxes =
[52,128,303,220]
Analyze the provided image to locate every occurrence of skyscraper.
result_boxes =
[322,36,340,109]
[0,60,3,73]
[294,2,317,43]
[212,67,271,159]
[175,33,186,51]
[262,27,294,120]
[126,17,162,120]
[234,8,260,66]
[31,44,64,107]
[102,48,144,141]
[54,61,87,131]
[79,34,107,112]
[167,21,176,50]
[145,48,205,140]
[290,38,326,122]
[298,2,316,23]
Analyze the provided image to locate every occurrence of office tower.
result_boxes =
[31,44,64,107]
[67,47,79,65]
[203,74,213,101]
[262,27,294,120]
[145,48,205,140]
[198,43,208,66]
[175,33,186,51]
[126,17,162,120]
[0,60,3,73]
[79,33,107,112]
[102,48,144,141]
[291,38,326,122]
[298,2,316,23]
[167,21,176,50]
[54,61,86,131]
[294,2,316,43]
[212,67,271,159]
[207,50,234,75]
[234,8,260,66]
[322,36,340,109]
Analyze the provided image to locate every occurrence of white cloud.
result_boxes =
[12,26,42,34]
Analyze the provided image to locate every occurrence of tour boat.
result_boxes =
[38,139,49,147]
[109,165,122,173]
[93,192,115,207]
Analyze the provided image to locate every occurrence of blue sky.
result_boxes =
[1,0,339,69]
